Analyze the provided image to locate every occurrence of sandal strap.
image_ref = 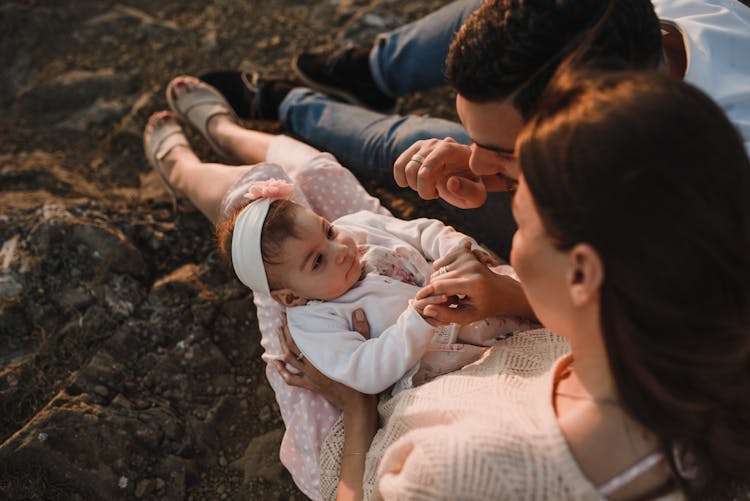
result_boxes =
[143,117,190,210]
[167,80,238,162]
[154,128,189,161]
[177,86,236,124]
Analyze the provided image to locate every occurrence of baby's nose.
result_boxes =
[335,243,349,263]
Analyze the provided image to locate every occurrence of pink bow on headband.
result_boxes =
[243,179,295,201]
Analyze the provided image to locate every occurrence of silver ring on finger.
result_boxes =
[410,154,425,165]
[439,265,448,275]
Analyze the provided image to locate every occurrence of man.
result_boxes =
[212,0,724,259]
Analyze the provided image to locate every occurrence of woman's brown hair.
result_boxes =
[518,70,750,498]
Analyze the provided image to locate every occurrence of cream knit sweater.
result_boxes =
[320,329,682,500]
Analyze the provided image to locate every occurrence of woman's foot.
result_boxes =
[166,75,241,163]
[143,111,200,209]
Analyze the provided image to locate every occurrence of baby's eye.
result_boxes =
[313,254,323,269]
[327,225,336,239]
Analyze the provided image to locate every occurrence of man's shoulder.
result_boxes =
[653,0,750,19]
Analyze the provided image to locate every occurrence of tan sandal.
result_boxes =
[166,75,239,163]
[143,111,190,211]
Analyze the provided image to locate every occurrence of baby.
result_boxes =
[220,178,528,394]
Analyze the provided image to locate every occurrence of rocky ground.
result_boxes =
[0,0,457,499]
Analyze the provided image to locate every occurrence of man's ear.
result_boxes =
[567,243,604,307]
[270,288,308,307]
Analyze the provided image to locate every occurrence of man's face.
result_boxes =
[456,94,524,190]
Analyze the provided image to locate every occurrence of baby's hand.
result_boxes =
[412,294,452,327]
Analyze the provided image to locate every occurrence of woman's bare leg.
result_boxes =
[170,76,277,166]
[146,113,257,225]
[207,115,276,166]
[168,150,248,225]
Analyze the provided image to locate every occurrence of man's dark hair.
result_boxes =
[445,0,663,120]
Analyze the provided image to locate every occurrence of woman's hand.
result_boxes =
[274,309,377,501]
[429,243,500,280]
[275,313,365,410]
[418,244,534,324]
[274,308,373,410]
[412,294,451,327]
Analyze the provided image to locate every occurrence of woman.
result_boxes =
[276,70,750,500]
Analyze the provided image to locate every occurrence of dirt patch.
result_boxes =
[0,0,457,499]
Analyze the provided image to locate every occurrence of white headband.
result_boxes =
[230,179,295,296]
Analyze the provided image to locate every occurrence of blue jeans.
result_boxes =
[279,0,517,259]
[369,0,483,96]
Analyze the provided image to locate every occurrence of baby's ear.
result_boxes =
[270,289,308,307]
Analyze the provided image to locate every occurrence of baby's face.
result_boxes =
[269,206,362,304]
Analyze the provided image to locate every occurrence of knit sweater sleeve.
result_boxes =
[352,330,581,501]
[375,424,527,500]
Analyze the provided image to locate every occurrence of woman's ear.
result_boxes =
[270,289,308,307]
[566,243,604,307]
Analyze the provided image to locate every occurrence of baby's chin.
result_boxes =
[352,257,365,282]
[340,258,363,293]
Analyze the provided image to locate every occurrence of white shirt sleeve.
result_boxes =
[288,302,435,394]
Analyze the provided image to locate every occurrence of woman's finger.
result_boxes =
[352,308,371,340]
[430,253,464,279]
[413,293,448,314]
[277,344,305,373]
[277,325,306,372]
[287,351,307,373]
[277,328,292,358]
[281,319,300,353]
[416,283,435,300]
[423,303,477,325]
[433,242,474,269]
[429,276,472,298]
[280,317,306,365]
[274,360,311,390]
[473,249,499,267]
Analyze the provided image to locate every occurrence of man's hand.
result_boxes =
[393,138,517,208]
[394,138,488,208]
[418,246,534,324]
